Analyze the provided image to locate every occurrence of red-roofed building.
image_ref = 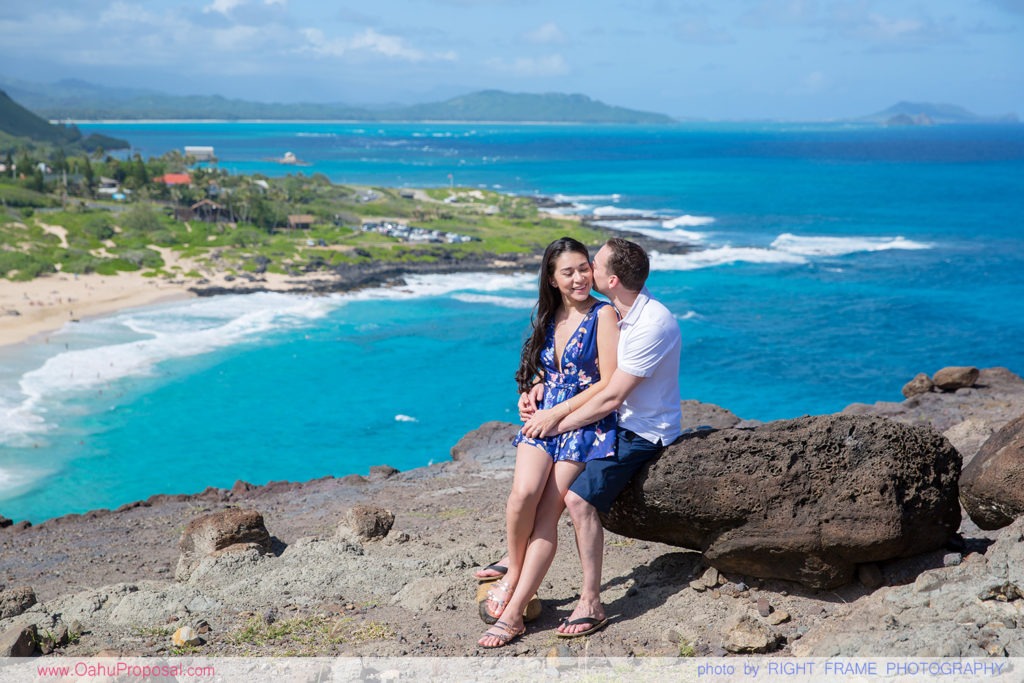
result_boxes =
[154,173,192,186]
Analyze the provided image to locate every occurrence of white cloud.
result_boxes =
[301,27,455,63]
[524,22,566,44]
[204,0,247,15]
[487,53,569,77]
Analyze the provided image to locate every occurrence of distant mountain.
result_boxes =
[387,90,675,124]
[0,89,128,151]
[0,77,675,124]
[861,101,1019,125]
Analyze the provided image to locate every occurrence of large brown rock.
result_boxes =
[601,415,962,589]
[175,508,272,581]
[933,366,979,392]
[960,414,1024,529]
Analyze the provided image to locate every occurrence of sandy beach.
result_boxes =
[0,273,195,348]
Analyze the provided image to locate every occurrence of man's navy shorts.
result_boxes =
[568,429,665,513]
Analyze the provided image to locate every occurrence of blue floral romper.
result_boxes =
[513,301,617,462]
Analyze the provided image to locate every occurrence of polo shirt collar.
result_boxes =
[618,287,651,327]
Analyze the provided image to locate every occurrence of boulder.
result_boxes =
[449,421,519,469]
[902,372,934,398]
[933,366,979,392]
[340,505,395,540]
[0,586,36,619]
[175,508,272,581]
[601,415,962,589]
[960,414,1024,529]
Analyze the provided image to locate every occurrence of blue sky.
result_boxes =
[1,0,1022,119]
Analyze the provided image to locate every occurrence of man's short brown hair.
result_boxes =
[604,237,649,291]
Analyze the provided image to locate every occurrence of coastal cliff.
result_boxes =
[1,368,1023,658]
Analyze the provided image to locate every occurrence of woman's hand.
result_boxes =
[518,384,544,422]
[522,407,562,439]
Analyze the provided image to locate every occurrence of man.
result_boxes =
[481,237,682,637]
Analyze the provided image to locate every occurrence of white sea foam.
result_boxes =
[771,233,932,257]
[664,215,716,228]
[0,464,51,500]
[593,205,653,217]
[650,247,809,271]
[395,414,419,423]
[451,294,534,309]
[552,193,621,203]
[2,274,545,447]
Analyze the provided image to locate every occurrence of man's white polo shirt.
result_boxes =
[616,287,682,446]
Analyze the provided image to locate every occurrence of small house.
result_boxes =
[154,173,192,186]
[288,214,315,230]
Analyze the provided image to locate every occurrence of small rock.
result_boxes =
[943,552,963,567]
[978,582,1023,602]
[195,620,211,634]
[369,465,400,479]
[341,505,395,540]
[665,629,681,644]
[756,597,771,617]
[171,626,202,647]
[700,567,719,588]
[914,573,942,593]
[902,373,934,398]
[0,624,37,657]
[0,586,37,619]
[689,580,706,592]
[723,614,779,654]
[767,611,791,625]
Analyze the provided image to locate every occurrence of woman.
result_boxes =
[478,237,619,648]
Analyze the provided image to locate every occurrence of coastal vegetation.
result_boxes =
[0,146,603,284]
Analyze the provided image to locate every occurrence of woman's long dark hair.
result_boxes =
[515,237,591,393]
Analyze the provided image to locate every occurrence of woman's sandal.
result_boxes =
[477,619,526,649]
[480,579,513,624]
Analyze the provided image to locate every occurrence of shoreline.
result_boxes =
[0,222,685,350]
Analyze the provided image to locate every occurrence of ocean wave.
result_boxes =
[451,293,534,309]
[0,464,52,501]
[771,233,933,257]
[20,294,337,403]
[593,205,653,217]
[552,193,621,203]
[664,215,715,228]
[394,414,419,423]
[650,247,809,271]
[295,132,337,138]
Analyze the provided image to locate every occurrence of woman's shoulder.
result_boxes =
[594,300,619,319]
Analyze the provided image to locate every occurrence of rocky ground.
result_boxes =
[1,368,1023,659]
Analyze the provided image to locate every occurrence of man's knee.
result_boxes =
[565,490,598,523]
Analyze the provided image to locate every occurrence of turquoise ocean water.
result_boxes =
[1,121,1022,523]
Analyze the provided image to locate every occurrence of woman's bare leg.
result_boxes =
[479,460,583,645]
